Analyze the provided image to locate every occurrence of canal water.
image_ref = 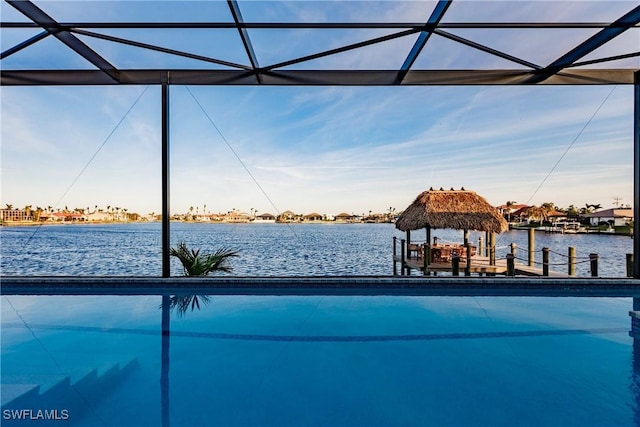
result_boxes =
[0,222,634,277]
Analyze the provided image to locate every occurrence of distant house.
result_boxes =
[334,212,355,222]
[547,209,568,222]
[498,203,529,217]
[584,207,633,227]
[507,206,566,224]
[225,211,250,223]
[86,211,111,222]
[509,206,532,223]
[303,212,324,222]
[277,210,298,223]
[254,213,276,223]
[0,209,29,222]
[40,212,86,222]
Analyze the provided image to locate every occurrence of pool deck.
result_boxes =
[1,276,639,297]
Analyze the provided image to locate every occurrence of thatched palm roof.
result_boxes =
[395,188,507,233]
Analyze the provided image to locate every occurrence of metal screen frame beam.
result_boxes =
[527,5,640,84]
[2,21,634,30]
[397,0,452,83]
[7,0,120,82]
[635,70,640,278]
[72,28,251,70]
[0,29,49,59]
[227,0,260,82]
[162,81,170,278]
[2,69,636,86]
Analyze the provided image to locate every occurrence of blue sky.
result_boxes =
[1,1,638,216]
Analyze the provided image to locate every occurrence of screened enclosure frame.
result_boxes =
[1,0,639,280]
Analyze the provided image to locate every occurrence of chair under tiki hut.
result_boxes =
[395,188,507,265]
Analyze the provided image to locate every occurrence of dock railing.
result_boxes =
[393,237,630,277]
[501,246,597,277]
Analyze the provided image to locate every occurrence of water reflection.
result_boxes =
[631,298,640,427]
[159,293,209,427]
[161,295,170,427]
[167,295,211,317]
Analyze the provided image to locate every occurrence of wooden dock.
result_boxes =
[396,254,568,277]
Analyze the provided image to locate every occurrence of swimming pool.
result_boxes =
[2,294,639,426]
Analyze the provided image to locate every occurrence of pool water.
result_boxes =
[2,295,639,426]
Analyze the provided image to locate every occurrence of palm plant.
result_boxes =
[167,242,239,317]
[169,242,238,276]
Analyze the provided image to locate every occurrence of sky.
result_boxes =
[1,1,638,216]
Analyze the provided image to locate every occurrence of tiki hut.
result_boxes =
[395,188,508,269]
[395,188,507,234]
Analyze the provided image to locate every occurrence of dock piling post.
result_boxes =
[590,253,599,277]
[485,231,489,260]
[542,247,550,276]
[628,254,635,278]
[510,243,517,257]
[506,254,515,276]
[528,228,535,267]
[568,246,576,276]
[393,237,397,276]
[489,233,496,266]
[452,255,460,276]
[400,239,406,276]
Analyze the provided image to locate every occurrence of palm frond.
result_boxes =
[166,295,212,317]
[169,242,239,276]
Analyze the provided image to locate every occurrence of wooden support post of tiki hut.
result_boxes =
[423,242,429,276]
[425,226,432,275]
[465,242,471,276]
[426,226,431,259]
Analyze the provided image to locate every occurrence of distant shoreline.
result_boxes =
[1,220,631,236]
[0,220,392,227]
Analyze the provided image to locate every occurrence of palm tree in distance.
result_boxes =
[168,242,239,316]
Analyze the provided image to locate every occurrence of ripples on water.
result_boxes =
[0,223,633,277]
